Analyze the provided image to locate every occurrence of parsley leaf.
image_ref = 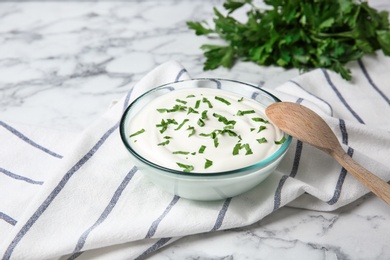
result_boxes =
[187,0,390,81]
[176,162,194,172]
[129,128,145,138]
[205,159,213,169]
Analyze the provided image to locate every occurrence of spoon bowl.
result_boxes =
[266,102,390,205]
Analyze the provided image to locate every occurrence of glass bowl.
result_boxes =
[119,78,291,201]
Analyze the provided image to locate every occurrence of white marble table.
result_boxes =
[1,1,389,259]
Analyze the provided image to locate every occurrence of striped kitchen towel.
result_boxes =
[1,53,389,259]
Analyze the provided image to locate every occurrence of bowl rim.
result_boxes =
[119,78,292,177]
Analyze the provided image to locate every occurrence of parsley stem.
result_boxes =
[176,162,194,172]
[129,128,145,138]
[215,96,231,105]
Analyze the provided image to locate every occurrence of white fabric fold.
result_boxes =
[1,54,389,259]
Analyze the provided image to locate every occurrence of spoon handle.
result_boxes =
[333,150,390,205]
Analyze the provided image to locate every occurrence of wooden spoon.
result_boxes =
[266,101,390,205]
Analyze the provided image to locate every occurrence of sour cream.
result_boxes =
[127,88,285,173]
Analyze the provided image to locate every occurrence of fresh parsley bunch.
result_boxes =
[187,0,390,80]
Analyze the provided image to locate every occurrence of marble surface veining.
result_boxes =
[1,1,389,259]
[0,0,295,131]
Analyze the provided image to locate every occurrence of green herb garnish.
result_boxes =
[156,119,178,133]
[213,113,236,125]
[199,131,217,138]
[205,159,213,169]
[129,128,145,138]
[215,96,231,105]
[202,97,213,108]
[257,137,267,144]
[252,117,269,124]
[186,94,195,98]
[176,162,194,172]
[197,118,205,127]
[232,143,241,155]
[157,104,187,113]
[176,99,187,104]
[198,145,206,154]
[243,143,253,155]
[213,137,219,148]
[156,108,168,113]
[237,110,255,116]
[187,107,199,115]
[173,151,190,155]
[223,129,237,137]
[275,136,287,145]
[175,118,189,130]
[187,0,390,81]
[195,100,201,109]
[187,125,196,137]
[258,126,267,133]
[201,110,208,120]
[158,140,170,146]
[238,97,244,102]
[233,143,253,155]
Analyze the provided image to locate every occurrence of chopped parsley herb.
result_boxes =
[129,128,145,138]
[187,107,199,115]
[195,100,201,109]
[176,162,194,172]
[214,137,219,148]
[250,128,255,132]
[233,143,253,155]
[258,126,267,133]
[172,104,187,112]
[252,117,269,124]
[158,140,170,146]
[223,129,238,137]
[215,96,231,105]
[257,137,267,144]
[175,118,189,130]
[202,97,213,108]
[197,118,205,127]
[173,151,190,155]
[237,110,255,116]
[238,97,244,102]
[213,113,225,122]
[156,119,178,133]
[187,125,196,137]
[243,143,253,155]
[205,159,213,169]
[275,136,287,145]
[233,143,241,155]
[198,145,206,153]
[201,110,208,120]
[156,108,167,113]
[202,129,220,138]
[213,113,236,125]
[176,99,187,104]
[167,119,178,125]
[186,94,195,98]
[157,104,187,113]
